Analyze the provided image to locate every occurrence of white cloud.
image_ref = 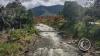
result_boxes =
[76,0,95,7]
[21,0,76,9]
[0,0,10,6]
[0,0,94,9]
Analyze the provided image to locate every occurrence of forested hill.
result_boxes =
[30,5,64,16]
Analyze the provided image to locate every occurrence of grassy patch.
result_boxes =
[0,26,38,56]
[96,41,100,47]
[0,43,23,56]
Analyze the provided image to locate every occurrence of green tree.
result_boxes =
[0,1,34,29]
[60,1,84,37]
[85,0,100,19]
[63,1,84,19]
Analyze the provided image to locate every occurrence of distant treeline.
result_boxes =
[34,16,64,23]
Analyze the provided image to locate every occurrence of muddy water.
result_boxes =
[34,24,80,56]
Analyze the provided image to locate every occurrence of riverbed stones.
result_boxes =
[33,24,80,56]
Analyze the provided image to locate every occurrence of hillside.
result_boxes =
[31,5,63,16]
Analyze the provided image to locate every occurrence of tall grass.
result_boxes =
[0,43,23,56]
[0,26,38,56]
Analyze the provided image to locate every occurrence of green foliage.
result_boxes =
[0,43,23,56]
[0,1,37,55]
[96,41,100,47]
[0,14,39,56]
[50,19,64,29]
[74,21,87,38]
[0,1,34,30]
[85,7,100,19]
[9,27,37,42]
[85,0,100,19]
[63,1,84,19]
[0,27,38,56]
[61,1,85,37]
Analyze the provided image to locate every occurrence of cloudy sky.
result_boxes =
[0,0,94,9]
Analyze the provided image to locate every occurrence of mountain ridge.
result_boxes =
[31,5,64,16]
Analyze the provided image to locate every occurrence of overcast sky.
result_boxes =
[0,0,95,9]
